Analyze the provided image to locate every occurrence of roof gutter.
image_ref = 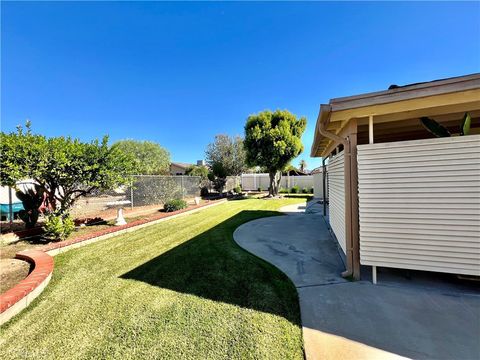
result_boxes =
[317,104,356,279]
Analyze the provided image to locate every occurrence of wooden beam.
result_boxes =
[330,89,480,124]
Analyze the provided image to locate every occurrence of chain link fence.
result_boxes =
[70,175,204,220]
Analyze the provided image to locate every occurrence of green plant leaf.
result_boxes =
[420,117,451,137]
[461,112,471,136]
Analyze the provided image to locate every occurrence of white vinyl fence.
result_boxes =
[358,135,480,276]
[241,174,314,191]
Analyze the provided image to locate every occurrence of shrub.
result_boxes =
[310,187,314,194]
[257,187,262,192]
[233,186,242,194]
[164,199,187,212]
[302,187,308,194]
[279,188,289,194]
[16,184,44,229]
[290,185,300,194]
[200,186,209,197]
[212,178,227,193]
[44,213,75,241]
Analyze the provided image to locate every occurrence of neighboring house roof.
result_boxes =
[311,73,480,157]
[170,162,193,169]
[284,169,308,176]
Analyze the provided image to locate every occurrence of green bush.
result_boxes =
[279,188,289,194]
[233,186,242,194]
[200,186,209,197]
[44,213,75,241]
[301,187,308,194]
[290,185,300,194]
[257,187,262,192]
[164,199,188,212]
[310,187,314,194]
[16,184,44,229]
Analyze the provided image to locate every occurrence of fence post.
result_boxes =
[8,187,13,224]
[130,179,134,209]
[181,176,185,199]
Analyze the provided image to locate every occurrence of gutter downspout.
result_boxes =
[317,104,355,279]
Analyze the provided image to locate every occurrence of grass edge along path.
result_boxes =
[0,198,307,360]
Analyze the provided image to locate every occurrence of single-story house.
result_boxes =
[311,73,480,282]
[170,160,206,175]
[170,162,193,175]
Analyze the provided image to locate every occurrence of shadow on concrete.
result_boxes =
[120,210,301,326]
[233,212,480,360]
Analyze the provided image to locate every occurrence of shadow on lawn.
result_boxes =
[120,210,301,325]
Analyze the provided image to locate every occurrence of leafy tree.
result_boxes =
[112,139,170,175]
[185,165,209,179]
[0,123,136,216]
[205,135,246,176]
[299,159,307,173]
[205,135,246,193]
[244,110,306,196]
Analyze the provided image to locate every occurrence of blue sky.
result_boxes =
[2,2,479,169]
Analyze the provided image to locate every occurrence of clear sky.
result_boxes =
[2,1,479,169]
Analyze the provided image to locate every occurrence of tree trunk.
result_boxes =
[269,171,281,196]
[47,190,57,212]
[268,172,275,196]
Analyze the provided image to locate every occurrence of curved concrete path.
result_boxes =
[233,201,480,360]
[233,202,405,359]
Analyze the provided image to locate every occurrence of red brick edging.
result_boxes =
[0,199,226,325]
[41,200,223,253]
[0,250,54,323]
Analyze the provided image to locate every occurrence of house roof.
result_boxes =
[311,73,480,157]
[170,162,192,169]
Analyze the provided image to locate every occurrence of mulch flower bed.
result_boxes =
[41,200,222,253]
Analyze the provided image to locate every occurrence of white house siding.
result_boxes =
[327,151,346,253]
[357,135,480,276]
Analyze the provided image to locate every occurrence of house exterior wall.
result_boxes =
[357,135,480,276]
[170,164,187,175]
[327,151,346,253]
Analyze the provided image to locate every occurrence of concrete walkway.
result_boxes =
[233,200,480,360]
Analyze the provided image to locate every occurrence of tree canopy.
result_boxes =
[1,123,136,215]
[205,134,246,193]
[185,165,209,179]
[112,139,170,175]
[205,135,247,178]
[244,110,306,196]
[299,159,307,172]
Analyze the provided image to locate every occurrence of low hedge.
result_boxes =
[164,199,188,212]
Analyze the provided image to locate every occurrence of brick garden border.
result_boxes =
[0,199,226,325]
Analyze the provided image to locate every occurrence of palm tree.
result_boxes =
[299,159,307,173]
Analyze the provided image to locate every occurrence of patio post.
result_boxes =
[369,114,374,144]
[322,157,327,216]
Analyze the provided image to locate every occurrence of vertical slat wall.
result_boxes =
[327,151,346,253]
[313,171,324,199]
[357,135,480,276]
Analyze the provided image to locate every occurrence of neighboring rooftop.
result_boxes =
[170,162,193,169]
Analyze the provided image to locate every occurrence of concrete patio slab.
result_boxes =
[233,206,480,360]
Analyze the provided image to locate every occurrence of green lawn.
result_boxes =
[0,198,306,360]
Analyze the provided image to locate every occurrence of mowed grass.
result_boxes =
[0,198,306,360]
